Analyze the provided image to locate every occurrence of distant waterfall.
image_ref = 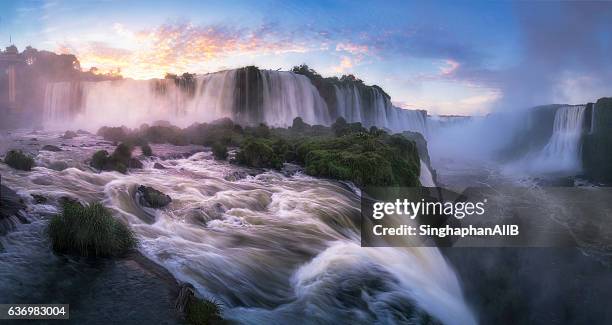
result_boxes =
[528,105,586,174]
[333,84,428,136]
[43,68,426,135]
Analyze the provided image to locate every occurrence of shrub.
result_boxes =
[48,201,136,257]
[91,150,110,170]
[90,143,138,173]
[4,150,35,171]
[211,143,228,160]
[141,144,153,156]
[185,296,222,325]
[236,138,282,169]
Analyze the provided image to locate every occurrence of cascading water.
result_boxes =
[333,84,428,136]
[42,68,427,137]
[514,105,587,175]
[0,131,475,324]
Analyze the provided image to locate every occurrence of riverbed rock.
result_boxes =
[153,162,166,169]
[0,185,28,235]
[62,131,78,139]
[137,185,172,208]
[41,144,62,152]
[31,194,47,204]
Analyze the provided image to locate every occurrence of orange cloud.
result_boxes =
[58,22,321,79]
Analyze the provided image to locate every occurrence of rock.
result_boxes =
[175,283,195,313]
[1,185,28,235]
[224,170,248,181]
[49,161,69,171]
[31,194,47,204]
[137,185,172,208]
[153,162,166,169]
[129,158,143,169]
[281,163,303,177]
[30,138,38,141]
[62,131,78,139]
[41,144,62,152]
[3,150,35,171]
[76,129,91,135]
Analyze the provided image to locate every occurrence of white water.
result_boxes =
[522,105,586,175]
[333,84,428,136]
[0,131,474,324]
[43,69,428,137]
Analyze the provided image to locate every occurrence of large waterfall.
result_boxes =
[42,68,428,135]
[513,105,587,175]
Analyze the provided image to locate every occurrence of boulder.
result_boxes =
[153,162,166,169]
[1,185,28,235]
[137,185,172,208]
[62,131,78,139]
[41,144,62,152]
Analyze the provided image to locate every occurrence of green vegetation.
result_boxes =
[48,201,136,257]
[236,138,283,169]
[4,150,35,171]
[211,142,228,160]
[185,296,223,325]
[90,143,141,173]
[141,143,153,156]
[94,115,422,187]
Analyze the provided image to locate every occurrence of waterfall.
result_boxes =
[42,68,426,136]
[332,84,428,136]
[527,105,586,174]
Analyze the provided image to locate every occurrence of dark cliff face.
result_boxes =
[234,66,265,126]
[498,104,562,161]
[582,97,612,183]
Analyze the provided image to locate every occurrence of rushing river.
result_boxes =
[0,130,476,325]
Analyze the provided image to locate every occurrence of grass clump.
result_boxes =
[4,150,35,171]
[140,143,153,156]
[48,201,136,257]
[186,296,222,325]
[90,143,141,173]
[211,143,228,160]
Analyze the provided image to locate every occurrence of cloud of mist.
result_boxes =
[493,2,612,111]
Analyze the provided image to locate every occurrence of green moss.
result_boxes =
[4,150,35,171]
[185,296,222,325]
[236,138,283,169]
[211,143,228,160]
[48,201,136,257]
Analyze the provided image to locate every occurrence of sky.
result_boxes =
[1,0,611,115]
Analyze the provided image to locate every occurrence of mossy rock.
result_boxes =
[141,144,153,156]
[4,150,35,171]
[48,201,137,257]
[137,185,172,208]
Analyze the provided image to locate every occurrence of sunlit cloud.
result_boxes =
[58,22,326,79]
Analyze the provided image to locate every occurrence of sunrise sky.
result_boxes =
[1,0,611,115]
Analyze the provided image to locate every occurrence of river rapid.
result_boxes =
[0,130,476,325]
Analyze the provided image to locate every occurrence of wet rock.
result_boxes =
[224,170,248,181]
[281,163,303,177]
[41,144,62,152]
[137,185,172,208]
[76,129,91,135]
[30,138,38,141]
[129,158,143,169]
[1,185,28,235]
[49,161,69,171]
[31,194,47,204]
[153,162,166,169]
[62,131,78,139]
